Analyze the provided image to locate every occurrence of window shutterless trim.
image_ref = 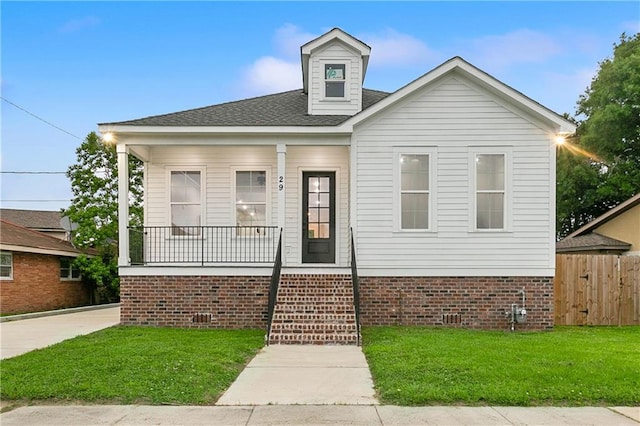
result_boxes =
[468,147,512,232]
[392,147,437,233]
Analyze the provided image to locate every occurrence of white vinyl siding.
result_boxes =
[309,43,362,116]
[353,73,555,276]
[285,146,350,266]
[147,146,277,232]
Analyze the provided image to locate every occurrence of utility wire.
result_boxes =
[2,200,71,202]
[1,96,82,140]
[1,171,66,174]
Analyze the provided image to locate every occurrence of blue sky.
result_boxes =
[1,1,639,212]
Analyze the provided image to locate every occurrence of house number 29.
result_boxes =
[278,176,284,191]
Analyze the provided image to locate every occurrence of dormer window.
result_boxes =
[324,64,346,98]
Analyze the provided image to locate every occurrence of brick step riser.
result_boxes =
[272,314,356,321]
[269,334,358,345]
[269,276,359,345]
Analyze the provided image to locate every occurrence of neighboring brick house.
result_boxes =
[99,28,575,342]
[0,220,90,314]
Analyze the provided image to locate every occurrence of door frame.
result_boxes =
[297,167,341,265]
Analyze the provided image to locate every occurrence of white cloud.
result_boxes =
[466,29,563,71]
[361,28,437,67]
[240,56,301,97]
[58,16,100,33]
[273,23,318,60]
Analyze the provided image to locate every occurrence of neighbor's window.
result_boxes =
[170,170,202,236]
[475,154,505,229]
[325,63,346,98]
[236,171,267,229]
[60,257,81,280]
[400,154,430,230]
[0,251,12,279]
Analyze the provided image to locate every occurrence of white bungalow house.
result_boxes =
[99,28,575,343]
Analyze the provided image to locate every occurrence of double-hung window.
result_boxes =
[235,170,267,234]
[324,63,346,99]
[0,251,12,279]
[395,148,434,231]
[474,152,507,230]
[60,257,81,280]
[170,170,202,236]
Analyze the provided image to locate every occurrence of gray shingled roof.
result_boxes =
[556,232,631,253]
[0,209,63,231]
[100,89,390,127]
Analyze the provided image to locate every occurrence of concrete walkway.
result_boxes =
[1,404,638,425]
[216,345,378,405]
[0,305,120,359]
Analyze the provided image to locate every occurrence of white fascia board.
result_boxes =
[346,57,576,134]
[0,244,84,258]
[301,28,371,56]
[98,124,353,136]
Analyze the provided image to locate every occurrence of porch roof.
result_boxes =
[101,89,390,127]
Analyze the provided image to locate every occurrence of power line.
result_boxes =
[1,96,82,140]
[1,200,71,202]
[1,171,66,174]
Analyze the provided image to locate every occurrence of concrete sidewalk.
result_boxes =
[216,345,378,405]
[0,305,120,359]
[1,405,638,425]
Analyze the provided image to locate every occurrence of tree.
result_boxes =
[63,131,143,303]
[557,32,640,238]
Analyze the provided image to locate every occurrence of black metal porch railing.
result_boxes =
[266,228,283,345]
[350,227,361,346]
[128,226,279,265]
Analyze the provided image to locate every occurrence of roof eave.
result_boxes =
[98,124,354,136]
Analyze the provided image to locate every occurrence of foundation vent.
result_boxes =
[192,313,213,323]
[442,313,462,324]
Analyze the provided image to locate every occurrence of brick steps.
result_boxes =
[268,274,359,345]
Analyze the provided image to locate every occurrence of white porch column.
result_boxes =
[276,144,286,260]
[117,144,130,267]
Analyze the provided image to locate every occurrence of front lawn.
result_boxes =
[0,326,264,405]
[362,326,640,406]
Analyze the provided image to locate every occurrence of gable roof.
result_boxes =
[300,28,371,94]
[100,89,390,127]
[0,220,87,258]
[0,209,63,231]
[345,56,576,133]
[566,193,640,238]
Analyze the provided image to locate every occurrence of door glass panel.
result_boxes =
[307,176,331,239]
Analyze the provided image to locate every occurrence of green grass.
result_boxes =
[0,326,264,405]
[362,326,640,406]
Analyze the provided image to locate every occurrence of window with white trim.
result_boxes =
[170,170,202,236]
[475,153,505,230]
[400,154,430,229]
[0,251,12,279]
[324,63,346,98]
[60,257,81,280]
[235,170,267,228]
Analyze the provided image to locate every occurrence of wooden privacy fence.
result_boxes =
[555,254,640,325]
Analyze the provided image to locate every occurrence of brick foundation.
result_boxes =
[119,275,270,328]
[119,274,553,331]
[359,276,554,330]
[0,252,90,315]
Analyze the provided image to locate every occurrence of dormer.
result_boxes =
[301,28,371,116]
